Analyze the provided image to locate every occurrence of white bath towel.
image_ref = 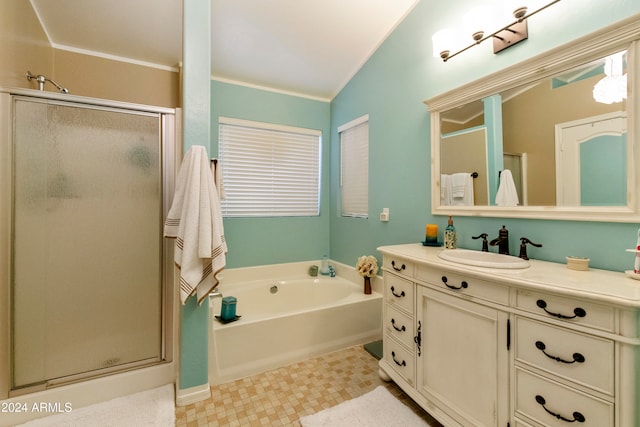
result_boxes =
[450,172,467,198]
[495,169,519,206]
[165,146,227,305]
[440,174,452,206]
[450,172,474,206]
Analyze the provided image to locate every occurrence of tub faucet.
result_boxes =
[489,225,510,255]
[209,290,223,299]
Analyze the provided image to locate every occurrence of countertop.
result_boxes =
[378,243,640,308]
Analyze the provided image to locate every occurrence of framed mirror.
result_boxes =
[426,17,640,222]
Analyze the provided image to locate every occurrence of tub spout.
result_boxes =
[209,290,223,299]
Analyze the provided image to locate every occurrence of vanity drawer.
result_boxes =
[516,290,614,332]
[383,256,414,279]
[515,368,613,427]
[515,317,614,395]
[384,273,414,315]
[415,266,509,306]
[384,335,415,386]
[384,305,414,349]
[513,419,536,427]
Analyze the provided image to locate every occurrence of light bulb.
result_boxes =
[432,29,454,59]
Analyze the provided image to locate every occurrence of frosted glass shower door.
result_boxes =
[12,97,163,389]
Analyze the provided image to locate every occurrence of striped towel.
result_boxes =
[164,146,227,305]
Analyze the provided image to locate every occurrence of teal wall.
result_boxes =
[210,81,331,268]
[330,0,640,272]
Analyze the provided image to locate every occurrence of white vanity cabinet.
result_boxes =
[417,285,510,426]
[378,244,640,427]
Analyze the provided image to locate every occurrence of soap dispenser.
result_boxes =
[444,216,457,249]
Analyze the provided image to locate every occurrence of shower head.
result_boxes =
[26,71,69,94]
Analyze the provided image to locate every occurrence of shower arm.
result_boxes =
[26,71,69,93]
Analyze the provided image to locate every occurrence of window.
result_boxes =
[218,117,321,217]
[339,115,369,218]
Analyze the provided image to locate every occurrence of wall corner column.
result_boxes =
[176,0,212,405]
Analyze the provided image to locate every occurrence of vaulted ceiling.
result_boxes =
[31,0,418,100]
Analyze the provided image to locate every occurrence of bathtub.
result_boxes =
[208,269,382,385]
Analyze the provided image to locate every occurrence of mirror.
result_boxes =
[426,18,640,222]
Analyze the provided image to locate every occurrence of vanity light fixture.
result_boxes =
[432,0,561,62]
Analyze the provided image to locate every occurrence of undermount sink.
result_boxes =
[437,248,529,269]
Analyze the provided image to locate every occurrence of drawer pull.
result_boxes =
[391,318,406,332]
[441,276,468,290]
[535,341,586,364]
[536,299,586,319]
[535,395,586,423]
[391,261,406,272]
[391,351,406,367]
[390,286,406,298]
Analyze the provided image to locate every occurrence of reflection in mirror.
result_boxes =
[440,50,628,208]
[427,17,640,221]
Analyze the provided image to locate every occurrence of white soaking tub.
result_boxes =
[208,272,382,385]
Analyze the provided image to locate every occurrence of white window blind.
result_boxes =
[339,115,369,218]
[218,117,321,217]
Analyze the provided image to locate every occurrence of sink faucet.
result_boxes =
[472,233,489,252]
[519,237,543,260]
[489,225,510,255]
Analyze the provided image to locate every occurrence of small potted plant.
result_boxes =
[356,255,378,294]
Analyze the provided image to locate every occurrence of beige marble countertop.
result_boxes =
[378,243,640,308]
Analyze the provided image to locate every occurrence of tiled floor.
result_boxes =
[175,344,442,426]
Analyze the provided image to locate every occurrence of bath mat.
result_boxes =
[363,340,383,360]
[17,384,175,427]
[299,386,433,427]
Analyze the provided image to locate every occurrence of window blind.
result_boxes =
[218,117,321,217]
[339,116,369,218]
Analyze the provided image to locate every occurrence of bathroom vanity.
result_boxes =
[377,243,640,427]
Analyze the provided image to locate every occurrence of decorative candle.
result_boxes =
[426,224,438,243]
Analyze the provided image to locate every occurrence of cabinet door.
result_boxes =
[417,286,510,427]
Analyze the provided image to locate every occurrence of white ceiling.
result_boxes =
[30,0,418,101]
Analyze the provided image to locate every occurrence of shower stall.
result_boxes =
[0,87,176,396]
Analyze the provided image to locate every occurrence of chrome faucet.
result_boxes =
[209,290,223,299]
[489,225,510,255]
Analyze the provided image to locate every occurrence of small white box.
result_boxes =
[566,256,589,271]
